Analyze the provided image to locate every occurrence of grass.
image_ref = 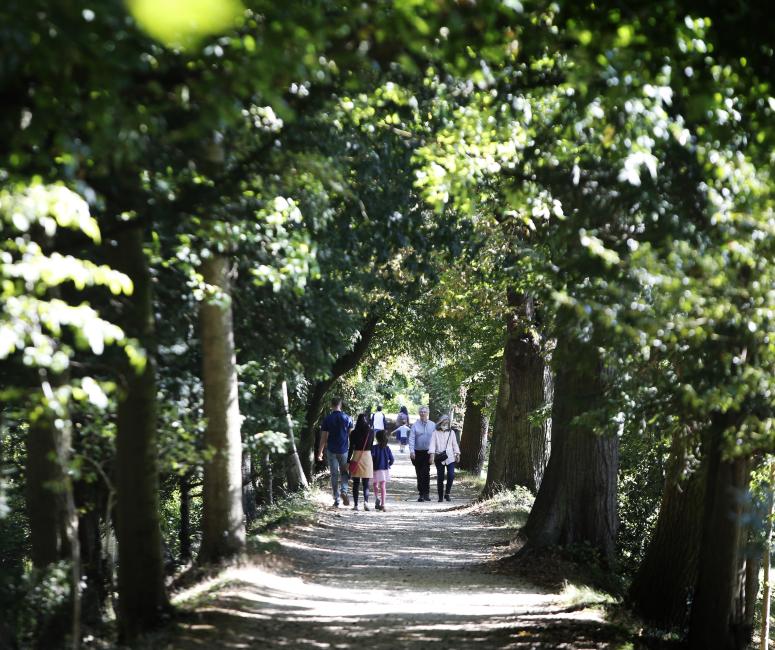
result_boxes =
[560,580,619,609]
[246,486,321,554]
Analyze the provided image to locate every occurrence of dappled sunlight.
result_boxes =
[159,443,632,649]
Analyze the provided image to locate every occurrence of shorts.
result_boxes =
[373,469,391,482]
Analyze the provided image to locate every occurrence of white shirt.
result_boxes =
[372,411,386,430]
[428,429,460,465]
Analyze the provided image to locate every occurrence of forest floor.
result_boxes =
[150,443,662,649]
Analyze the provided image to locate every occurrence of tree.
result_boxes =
[485,291,551,495]
[198,254,246,563]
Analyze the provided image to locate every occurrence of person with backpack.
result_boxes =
[317,397,353,508]
[428,414,461,502]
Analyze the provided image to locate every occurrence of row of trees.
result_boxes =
[1,1,772,649]
[392,3,773,648]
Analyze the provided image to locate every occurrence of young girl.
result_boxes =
[371,429,394,511]
[394,414,410,453]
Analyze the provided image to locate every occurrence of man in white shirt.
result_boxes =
[409,406,435,501]
[370,405,386,433]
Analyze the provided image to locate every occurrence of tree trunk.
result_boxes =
[113,227,169,642]
[688,413,750,650]
[299,316,379,478]
[74,476,107,628]
[628,435,706,627]
[25,409,80,649]
[522,335,618,562]
[242,449,257,523]
[458,387,489,475]
[485,292,550,495]
[282,380,308,492]
[179,472,192,563]
[199,254,246,564]
[760,460,775,650]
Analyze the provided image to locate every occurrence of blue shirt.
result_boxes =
[371,444,394,470]
[409,419,435,453]
[322,411,353,454]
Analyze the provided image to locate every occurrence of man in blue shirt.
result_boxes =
[409,406,435,501]
[317,397,354,507]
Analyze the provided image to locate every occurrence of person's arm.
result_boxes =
[408,424,416,458]
[317,429,329,461]
[452,431,461,460]
[388,447,394,467]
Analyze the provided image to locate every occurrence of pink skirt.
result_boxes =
[373,469,390,482]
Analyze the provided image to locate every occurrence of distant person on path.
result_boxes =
[429,414,461,502]
[349,414,375,510]
[394,418,410,453]
[399,404,409,421]
[371,430,394,511]
[370,405,387,434]
[409,406,435,501]
[317,397,353,508]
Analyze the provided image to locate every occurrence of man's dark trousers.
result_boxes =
[414,450,430,498]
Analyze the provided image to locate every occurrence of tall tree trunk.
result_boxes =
[242,449,257,524]
[179,472,192,563]
[113,227,169,641]
[688,413,750,650]
[282,380,308,492]
[759,460,775,650]
[25,408,80,649]
[522,335,618,562]
[199,254,246,563]
[629,435,706,627]
[74,477,107,628]
[485,292,550,495]
[458,387,489,475]
[299,316,379,478]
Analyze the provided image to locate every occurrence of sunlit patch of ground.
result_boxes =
[148,442,663,649]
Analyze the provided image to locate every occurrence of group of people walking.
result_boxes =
[316,398,460,510]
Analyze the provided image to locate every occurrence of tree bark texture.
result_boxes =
[522,336,618,562]
[485,292,551,495]
[242,449,257,524]
[113,227,169,641]
[628,435,706,628]
[299,316,379,478]
[688,414,751,650]
[199,254,246,563]
[25,410,80,649]
[282,380,308,492]
[458,387,489,475]
[179,473,192,563]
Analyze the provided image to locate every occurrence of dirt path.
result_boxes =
[158,443,635,649]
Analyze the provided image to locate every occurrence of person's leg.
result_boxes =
[351,477,360,507]
[435,461,445,501]
[363,478,370,502]
[336,452,350,504]
[416,450,430,499]
[380,480,387,507]
[413,454,423,498]
[327,452,340,504]
[446,463,455,498]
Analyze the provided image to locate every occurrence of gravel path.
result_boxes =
[159,443,633,649]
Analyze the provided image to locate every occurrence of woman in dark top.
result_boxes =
[348,414,374,510]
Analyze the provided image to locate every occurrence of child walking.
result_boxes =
[371,429,394,511]
[394,415,410,453]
